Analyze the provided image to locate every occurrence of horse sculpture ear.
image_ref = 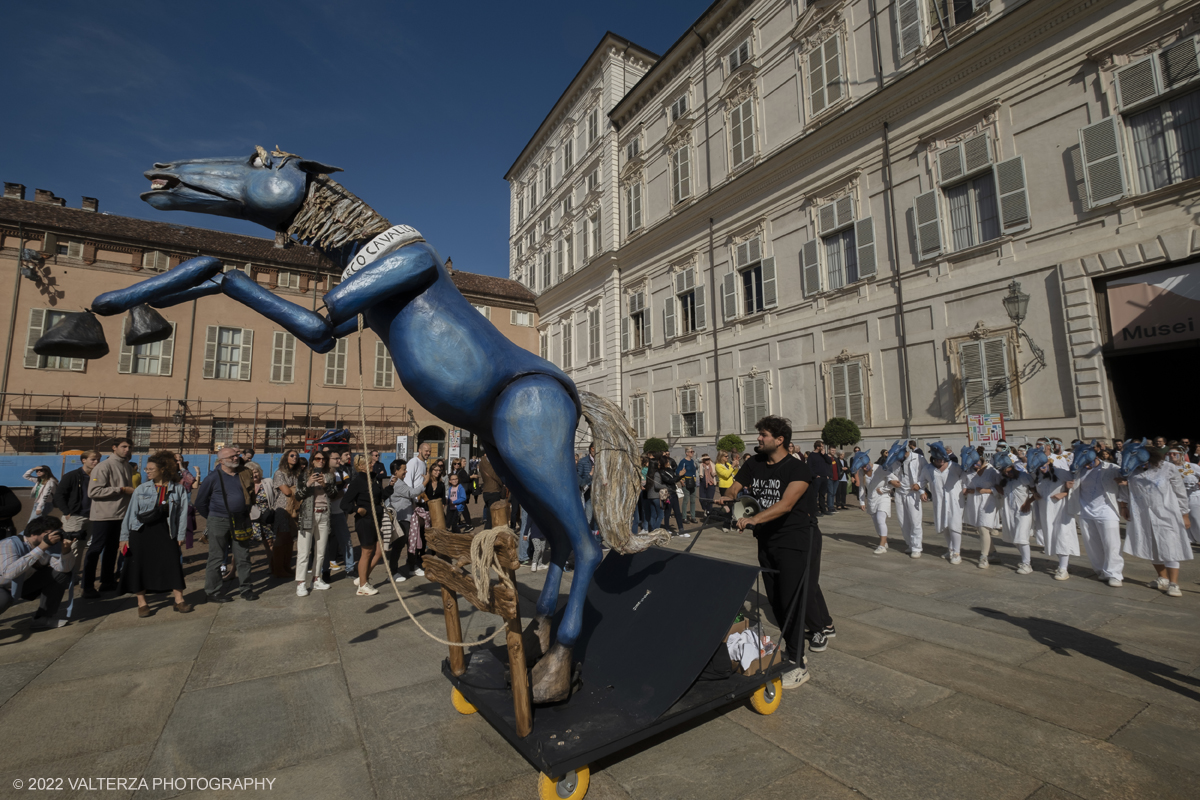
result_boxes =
[296,159,343,175]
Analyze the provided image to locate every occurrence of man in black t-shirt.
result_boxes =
[719,415,834,689]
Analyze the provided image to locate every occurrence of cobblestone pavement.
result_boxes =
[1,500,1197,800]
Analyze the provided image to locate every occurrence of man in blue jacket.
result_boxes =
[577,443,596,530]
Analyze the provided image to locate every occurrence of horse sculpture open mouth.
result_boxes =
[141,173,227,203]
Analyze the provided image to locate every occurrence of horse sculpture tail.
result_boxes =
[579,391,672,554]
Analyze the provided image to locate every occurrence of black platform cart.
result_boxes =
[443,547,792,800]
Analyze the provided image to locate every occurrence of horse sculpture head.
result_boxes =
[142,146,341,232]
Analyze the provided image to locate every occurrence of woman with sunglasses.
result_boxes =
[270,449,303,579]
[294,451,338,597]
[22,465,58,521]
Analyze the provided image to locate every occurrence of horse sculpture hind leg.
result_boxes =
[485,374,601,704]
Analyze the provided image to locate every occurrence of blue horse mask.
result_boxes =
[849,451,872,474]
[960,446,981,471]
[883,440,906,470]
[1120,439,1150,477]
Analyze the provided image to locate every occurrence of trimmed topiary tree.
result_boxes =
[643,437,669,454]
[717,434,746,455]
[821,417,861,449]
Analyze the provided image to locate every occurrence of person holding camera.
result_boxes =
[119,451,192,617]
[0,516,74,628]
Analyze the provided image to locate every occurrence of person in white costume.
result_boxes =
[1071,442,1124,588]
[996,454,1038,574]
[1028,448,1080,581]
[962,446,1002,569]
[918,442,967,565]
[853,451,893,554]
[1119,441,1192,597]
[1168,444,1200,546]
[888,441,925,558]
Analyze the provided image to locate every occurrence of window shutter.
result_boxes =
[959,340,986,414]
[982,337,1012,415]
[622,316,630,352]
[644,305,652,346]
[238,328,253,381]
[937,143,965,185]
[664,296,676,339]
[722,272,738,320]
[325,340,341,385]
[1160,37,1200,92]
[742,379,756,433]
[694,284,707,330]
[897,0,923,57]
[818,201,837,234]
[118,320,134,375]
[995,156,1031,234]
[271,331,293,383]
[963,132,993,175]
[847,362,865,424]
[23,308,45,369]
[68,355,85,372]
[730,102,745,166]
[158,323,177,377]
[670,414,683,437]
[1079,117,1128,207]
[835,196,854,227]
[376,341,394,388]
[761,257,777,309]
[824,37,843,105]
[855,217,877,278]
[914,190,943,260]
[1114,56,1159,110]
[802,239,821,297]
[695,412,705,435]
[808,46,826,115]
[681,388,696,414]
[202,325,218,379]
[832,364,849,419]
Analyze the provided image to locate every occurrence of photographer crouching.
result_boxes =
[0,516,75,628]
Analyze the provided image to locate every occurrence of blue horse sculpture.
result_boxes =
[86,147,661,703]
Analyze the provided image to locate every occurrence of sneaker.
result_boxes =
[1167,583,1182,597]
[312,579,331,591]
[296,584,309,597]
[949,553,962,565]
[356,583,379,596]
[1107,577,1123,588]
[414,568,425,577]
[1016,562,1033,575]
[873,544,888,554]
[1054,568,1069,581]
[978,557,990,569]
[781,665,810,688]
[353,577,361,587]
[808,630,828,652]
[678,532,691,539]
[31,616,67,629]
[392,572,408,583]
[329,564,345,574]
[909,550,922,559]
[821,624,836,638]
[1151,577,1170,591]
[240,590,259,601]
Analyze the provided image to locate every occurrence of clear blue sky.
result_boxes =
[1,0,703,278]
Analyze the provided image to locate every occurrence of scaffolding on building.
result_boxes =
[0,392,415,455]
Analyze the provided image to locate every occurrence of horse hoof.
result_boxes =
[531,642,573,704]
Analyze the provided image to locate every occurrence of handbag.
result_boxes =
[658,488,671,502]
[136,485,171,525]
[216,470,255,543]
[684,476,696,491]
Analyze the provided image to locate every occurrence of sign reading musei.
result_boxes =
[1107,264,1200,350]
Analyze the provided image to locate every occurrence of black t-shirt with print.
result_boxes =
[733,453,818,547]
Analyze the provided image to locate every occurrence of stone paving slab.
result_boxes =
[34,614,213,686]
[821,616,912,659]
[186,614,339,691]
[905,692,1198,800]
[1106,702,1200,775]
[0,741,157,800]
[162,748,374,800]
[853,606,1049,665]
[1020,642,1200,711]
[805,647,953,720]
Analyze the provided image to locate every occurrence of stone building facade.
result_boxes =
[511,0,1200,454]
[0,187,538,456]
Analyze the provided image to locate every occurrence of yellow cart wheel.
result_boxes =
[750,678,782,715]
[538,765,590,800]
[450,687,476,715]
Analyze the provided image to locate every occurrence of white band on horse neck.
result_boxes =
[342,224,424,280]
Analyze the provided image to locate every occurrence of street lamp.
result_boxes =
[1002,280,1046,366]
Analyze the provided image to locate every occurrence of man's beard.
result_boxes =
[755,442,780,457]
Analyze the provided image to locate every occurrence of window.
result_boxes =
[730,97,756,167]
[555,238,565,281]
[671,95,689,122]
[56,240,83,259]
[828,361,866,425]
[129,415,152,451]
[564,232,574,274]
[211,418,235,451]
[587,211,602,259]
[24,309,85,371]
[515,242,523,261]
[564,140,574,172]
[526,231,536,250]
[118,320,177,376]
[722,238,777,319]
[540,330,549,360]
[562,319,573,370]
[472,304,491,320]
[562,195,573,216]
[626,182,643,231]
[741,375,768,433]
[626,138,640,161]
[203,326,252,380]
[325,338,348,386]
[588,108,600,144]
[803,197,877,294]
[630,396,647,439]
[728,39,750,72]
[588,306,601,361]
[34,413,61,454]
[142,250,170,271]
[671,387,704,438]
[935,0,979,28]
[914,132,1029,259]
[264,419,284,453]
[511,310,534,327]
[541,251,552,290]
[672,145,692,204]
[665,268,706,339]
[621,292,651,351]
[959,337,1012,416]
[517,189,525,222]
[543,164,552,196]
[277,270,299,289]
[540,217,551,237]
[374,341,394,388]
[529,179,537,209]
[586,169,599,193]
[808,37,843,116]
[1127,89,1200,192]
[896,0,925,57]
[270,331,295,383]
[223,262,251,275]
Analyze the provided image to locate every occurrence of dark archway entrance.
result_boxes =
[1104,341,1200,440]
[418,425,447,458]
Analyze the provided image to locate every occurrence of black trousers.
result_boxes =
[835,481,848,508]
[756,527,832,663]
[482,492,504,529]
[0,565,70,616]
[84,519,123,588]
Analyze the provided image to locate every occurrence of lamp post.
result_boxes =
[1002,280,1046,366]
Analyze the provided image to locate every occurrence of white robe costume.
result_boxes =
[1033,465,1080,557]
[1119,461,1193,563]
[1000,471,1036,545]
[919,462,966,533]
[1074,460,1124,581]
[964,465,1002,530]
[1173,460,1200,545]
[894,451,925,552]
[859,463,894,542]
